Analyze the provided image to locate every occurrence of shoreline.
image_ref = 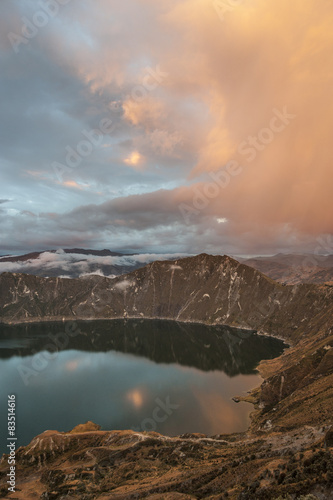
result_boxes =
[0,315,290,438]
[0,313,282,338]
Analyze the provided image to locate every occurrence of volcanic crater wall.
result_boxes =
[0,254,332,346]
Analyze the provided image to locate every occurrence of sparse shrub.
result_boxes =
[298,495,318,500]
[277,472,286,484]
[272,495,318,500]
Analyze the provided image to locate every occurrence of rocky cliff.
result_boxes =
[1,254,332,340]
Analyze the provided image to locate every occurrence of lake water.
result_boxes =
[0,319,286,454]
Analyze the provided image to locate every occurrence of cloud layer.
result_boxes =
[0,250,189,277]
[1,0,332,255]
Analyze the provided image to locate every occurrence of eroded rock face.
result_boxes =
[259,344,333,409]
[0,424,332,499]
[70,421,101,434]
[1,254,332,344]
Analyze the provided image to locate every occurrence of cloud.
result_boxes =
[79,269,116,279]
[0,250,190,276]
[114,279,135,291]
[134,129,183,158]
[124,151,145,170]
[0,0,332,255]
[123,98,167,129]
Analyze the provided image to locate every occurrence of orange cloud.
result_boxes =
[161,0,333,237]
[61,180,90,191]
[124,151,145,169]
[51,0,333,247]
[123,97,166,128]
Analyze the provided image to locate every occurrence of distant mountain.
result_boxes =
[2,250,333,284]
[241,253,333,284]
[0,248,126,262]
[0,249,186,279]
[0,248,125,262]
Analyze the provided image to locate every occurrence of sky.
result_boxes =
[0,0,332,256]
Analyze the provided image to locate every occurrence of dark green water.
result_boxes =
[0,319,286,454]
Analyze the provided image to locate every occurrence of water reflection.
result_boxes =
[0,319,286,375]
[0,320,287,454]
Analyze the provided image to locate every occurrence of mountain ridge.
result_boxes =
[1,253,332,344]
[242,253,333,285]
[0,248,127,262]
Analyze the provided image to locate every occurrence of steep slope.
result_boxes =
[242,253,333,284]
[1,254,332,343]
[1,424,332,499]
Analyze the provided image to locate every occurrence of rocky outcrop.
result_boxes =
[1,423,332,499]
